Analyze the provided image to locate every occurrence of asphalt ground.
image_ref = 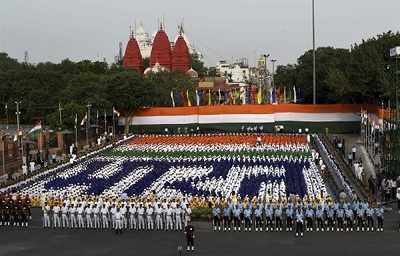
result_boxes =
[0,208,399,256]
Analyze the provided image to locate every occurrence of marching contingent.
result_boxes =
[0,133,395,240]
[0,194,32,227]
[211,196,385,237]
[41,196,192,234]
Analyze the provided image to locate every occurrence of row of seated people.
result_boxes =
[129,133,308,146]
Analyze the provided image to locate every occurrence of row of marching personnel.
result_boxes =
[41,197,193,234]
[0,193,32,227]
[212,199,385,237]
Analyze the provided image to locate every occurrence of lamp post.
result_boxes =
[5,104,8,130]
[86,103,92,146]
[104,111,107,135]
[312,0,317,104]
[271,59,277,103]
[74,113,78,146]
[58,102,63,128]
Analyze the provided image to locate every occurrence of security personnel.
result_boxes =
[21,203,29,227]
[305,205,314,232]
[295,207,304,237]
[212,205,221,231]
[274,203,283,231]
[185,220,195,251]
[356,204,365,232]
[336,206,345,232]
[24,195,32,220]
[254,204,263,231]
[326,204,335,232]
[285,204,294,232]
[243,206,252,232]
[345,206,354,232]
[366,206,375,232]
[375,203,384,232]
[233,206,241,231]
[315,204,325,231]
[0,196,5,226]
[223,205,231,231]
[265,204,273,232]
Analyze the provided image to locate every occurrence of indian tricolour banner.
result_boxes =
[124,104,365,126]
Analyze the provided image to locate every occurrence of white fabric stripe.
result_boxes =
[128,113,360,125]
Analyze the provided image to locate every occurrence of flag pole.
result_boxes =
[74,113,78,146]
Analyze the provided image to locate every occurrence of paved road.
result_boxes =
[0,209,399,256]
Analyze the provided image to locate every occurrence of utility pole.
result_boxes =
[58,102,63,128]
[86,103,92,146]
[1,134,5,177]
[312,0,317,104]
[15,101,21,148]
[74,113,78,146]
[104,111,107,135]
[95,110,99,136]
[271,59,277,103]
[5,104,8,130]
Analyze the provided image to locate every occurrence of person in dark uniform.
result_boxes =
[0,194,5,226]
[185,221,195,252]
[21,203,29,227]
[24,195,32,220]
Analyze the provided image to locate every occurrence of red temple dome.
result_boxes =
[123,37,144,73]
[150,29,172,70]
[172,35,191,73]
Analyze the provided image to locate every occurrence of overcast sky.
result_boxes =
[0,0,399,66]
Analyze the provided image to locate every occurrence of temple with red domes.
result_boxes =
[122,32,144,74]
[123,23,197,78]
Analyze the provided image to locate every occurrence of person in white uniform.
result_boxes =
[53,204,61,228]
[93,204,101,229]
[146,205,154,230]
[101,204,109,229]
[129,203,137,230]
[85,205,93,229]
[69,204,77,228]
[166,205,174,231]
[175,205,183,231]
[42,202,51,228]
[61,203,69,228]
[115,207,123,234]
[77,203,85,228]
[155,203,163,230]
[137,204,145,230]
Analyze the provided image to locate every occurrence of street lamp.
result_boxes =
[58,102,63,128]
[312,0,317,104]
[86,103,92,146]
[271,59,277,103]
